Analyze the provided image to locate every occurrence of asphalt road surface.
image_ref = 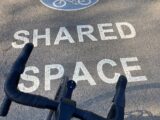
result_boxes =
[0,0,160,120]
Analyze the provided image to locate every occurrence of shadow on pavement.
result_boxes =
[79,82,160,108]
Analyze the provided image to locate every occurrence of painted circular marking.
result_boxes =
[40,0,99,11]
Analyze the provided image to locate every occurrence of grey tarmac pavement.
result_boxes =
[0,0,160,120]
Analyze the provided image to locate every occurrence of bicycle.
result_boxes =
[0,43,127,120]
[52,0,91,8]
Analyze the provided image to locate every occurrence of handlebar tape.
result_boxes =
[0,96,11,116]
[113,75,127,108]
[0,43,33,117]
[74,76,127,120]
[4,43,58,110]
[106,75,127,120]
[11,43,34,75]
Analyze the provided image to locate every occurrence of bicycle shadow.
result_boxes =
[79,82,160,108]
[125,110,160,120]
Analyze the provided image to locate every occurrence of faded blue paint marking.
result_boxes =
[40,0,99,11]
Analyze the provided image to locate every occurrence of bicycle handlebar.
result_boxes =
[0,96,12,116]
[73,75,127,120]
[0,43,127,120]
[114,75,127,107]
[2,43,58,112]
[106,75,127,120]
[0,43,34,116]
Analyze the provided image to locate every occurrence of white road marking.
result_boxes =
[54,27,75,45]
[77,25,98,42]
[97,59,120,84]
[45,64,64,91]
[18,66,40,93]
[73,61,96,85]
[12,22,136,48]
[33,28,51,47]
[98,23,118,40]
[116,22,136,39]
[120,57,147,82]
[18,57,147,93]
